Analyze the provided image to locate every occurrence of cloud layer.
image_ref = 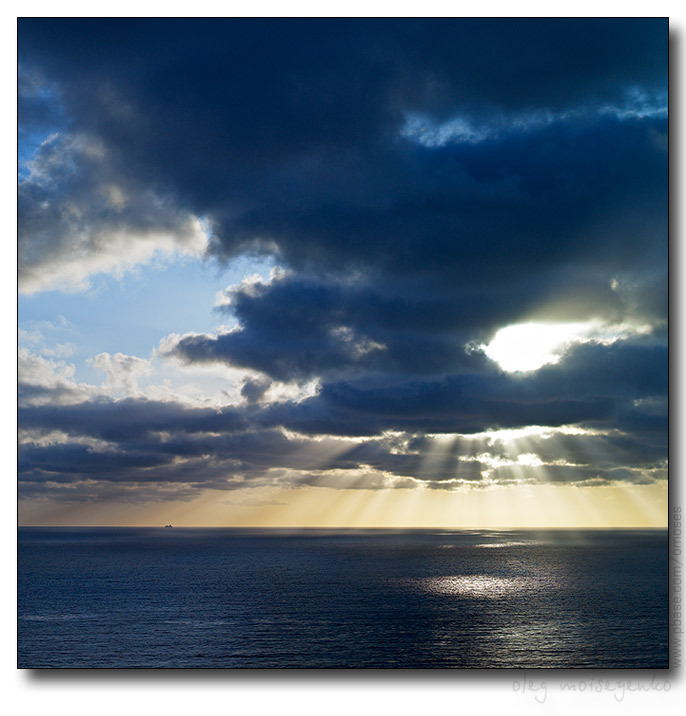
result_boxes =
[18,19,668,505]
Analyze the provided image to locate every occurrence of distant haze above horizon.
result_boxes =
[18,18,668,528]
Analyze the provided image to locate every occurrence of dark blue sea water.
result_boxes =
[18,528,668,668]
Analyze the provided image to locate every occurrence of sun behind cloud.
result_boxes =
[17,18,668,529]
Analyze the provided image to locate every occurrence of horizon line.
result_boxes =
[17,524,669,531]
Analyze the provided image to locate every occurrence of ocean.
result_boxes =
[18,528,669,669]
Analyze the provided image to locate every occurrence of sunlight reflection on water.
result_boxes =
[474,541,546,548]
[412,574,547,597]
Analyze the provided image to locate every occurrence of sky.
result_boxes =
[17,18,669,528]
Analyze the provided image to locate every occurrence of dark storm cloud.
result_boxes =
[19,17,667,311]
[17,388,664,499]
[248,339,666,437]
[17,392,492,495]
[486,429,667,472]
[18,393,459,482]
[171,258,663,386]
[208,113,667,288]
[18,18,666,159]
[18,396,248,442]
[240,377,272,404]
[487,463,659,487]
[18,19,667,281]
[18,443,170,478]
[164,109,667,388]
[173,276,489,381]
[18,19,668,496]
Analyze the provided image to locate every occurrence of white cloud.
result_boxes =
[19,132,209,294]
[89,352,153,395]
[401,92,668,149]
[18,348,95,406]
[213,265,289,309]
[41,343,76,359]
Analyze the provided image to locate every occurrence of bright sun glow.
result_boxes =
[481,320,650,373]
